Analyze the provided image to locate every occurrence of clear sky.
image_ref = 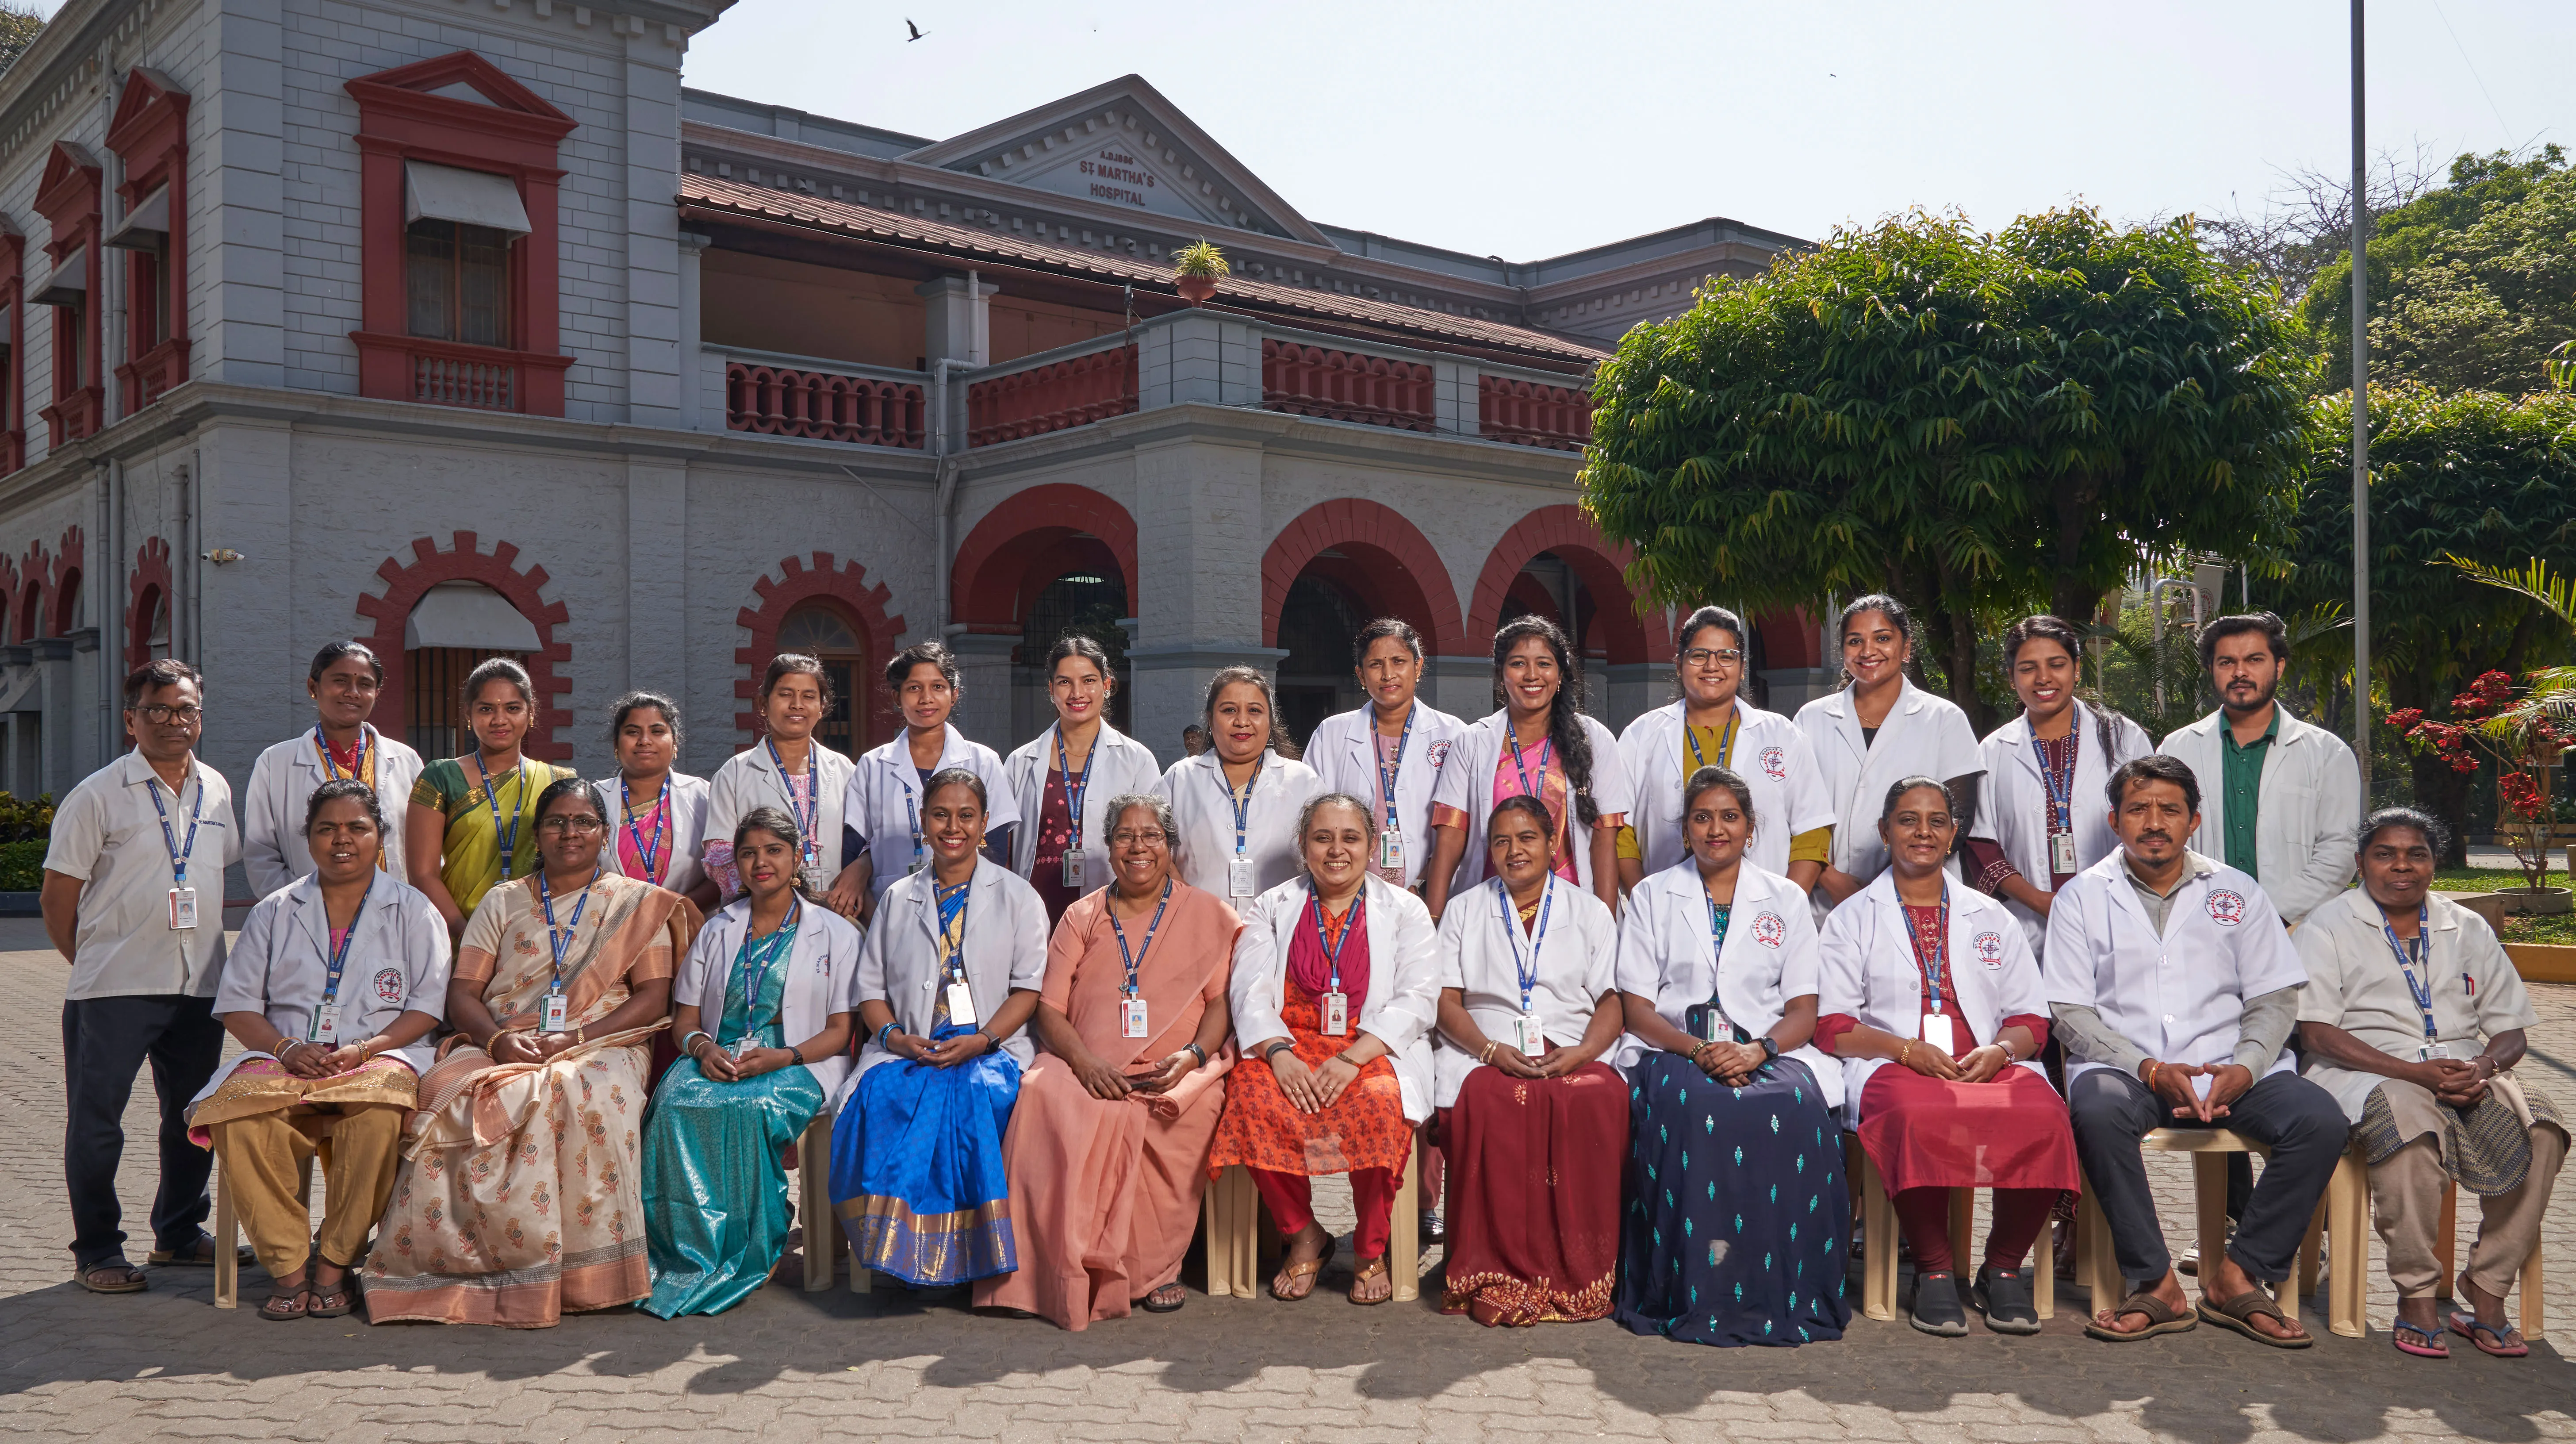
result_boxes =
[679,0,2576,261]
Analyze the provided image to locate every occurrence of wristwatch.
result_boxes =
[1757,1036,1780,1063]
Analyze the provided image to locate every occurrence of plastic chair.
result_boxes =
[2428,1171,2548,1341]
[212,1144,324,1310]
[1200,1131,1421,1302]
[1845,1134,2056,1323]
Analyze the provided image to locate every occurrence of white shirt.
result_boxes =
[1431,709,1636,895]
[204,873,452,1092]
[2042,850,2306,1083]
[676,895,863,1099]
[591,772,711,898]
[241,724,423,898]
[1794,678,1983,906]
[850,858,1048,1084]
[1000,721,1163,882]
[1230,874,1441,1121]
[1610,859,1843,1110]
[1432,874,1617,1106]
[1154,749,1323,902]
[1968,702,2153,954]
[45,750,241,1000]
[1617,699,1832,878]
[2295,889,2540,1124]
[2154,706,2361,926]
[704,737,856,892]
[844,724,1021,899]
[1303,701,1468,889]
[1815,871,2051,1120]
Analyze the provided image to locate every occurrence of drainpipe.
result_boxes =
[927,357,976,636]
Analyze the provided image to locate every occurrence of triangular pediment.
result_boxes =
[39,142,100,197]
[345,50,576,133]
[902,75,1326,244]
[107,68,189,141]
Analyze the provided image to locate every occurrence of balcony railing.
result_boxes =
[967,345,1138,448]
[1478,375,1592,451]
[727,361,927,449]
[1260,339,1435,432]
[416,353,516,411]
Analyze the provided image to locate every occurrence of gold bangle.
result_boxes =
[1480,1041,1498,1065]
[1899,1040,1913,1068]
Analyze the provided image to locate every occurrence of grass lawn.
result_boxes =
[2430,868,2576,944]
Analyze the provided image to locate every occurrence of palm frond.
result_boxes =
[2439,555,2576,634]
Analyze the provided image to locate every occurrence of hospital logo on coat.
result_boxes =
[1759,746,1787,781]
[1751,911,1786,949]
[2205,889,2247,927]
[372,968,405,1003]
[1426,740,1452,770]
[1972,931,2006,969]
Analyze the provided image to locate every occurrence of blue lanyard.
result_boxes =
[1307,884,1363,993]
[472,753,529,881]
[1904,883,1952,1012]
[146,764,203,884]
[1507,731,1554,805]
[1216,757,1261,858]
[621,777,669,884]
[1376,706,1415,830]
[314,725,370,783]
[2037,723,2080,834]
[736,895,800,1019]
[766,736,818,864]
[1685,711,1737,775]
[1056,725,1095,850]
[934,878,970,984]
[1108,878,1172,998]
[1491,876,1551,1012]
[2380,907,2439,1042]
[312,876,372,1038]
[537,864,598,991]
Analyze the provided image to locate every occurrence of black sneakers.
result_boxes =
[1909,1270,1969,1336]
[1975,1264,2042,1334]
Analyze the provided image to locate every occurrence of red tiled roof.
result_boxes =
[678,175,1607,368]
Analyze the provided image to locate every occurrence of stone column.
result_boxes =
[1127,433,1280,768]
[1604,663,1658,731]
[917,274,999,367]
[1425,655,1493,722]
[677,231,709,430]
[949,631,1016,747]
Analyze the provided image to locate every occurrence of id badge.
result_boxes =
[1703,1006,1731,1045]
[540,991,571,1035]
[945,979,979,1028]
[908,854,923,876]
[1511,1014,1541,1055]
[1122,996,1150,1039]
[1377,828,1404,872]
[1062,851,1085,890]
[1918,1013,1955,1055]
[1228,855,1256,897]
[1321,990,1350,1036]
[2049,831,2080,876]
[312,1003,341,1046]
[2419,1040,2453,1061]
[800,862,829,895]
[167,886,199,931]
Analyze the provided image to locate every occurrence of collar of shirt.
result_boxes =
[2120,849,2217,937]
[2219,706,2281,757]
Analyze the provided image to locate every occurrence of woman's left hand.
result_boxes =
[318,1042,373,1075]
[1312,1055,1361,1109]
[1131,1051,1193,1094]
[1955,1044,2012,1084]
[918,1032,990,1070]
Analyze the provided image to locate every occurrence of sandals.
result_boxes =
[307,1272,357,1319]
[146,1234,253,1267]
[2392,1318,2450,1357]
[1348,1255,1392,1306]
[74,1259,148,1294]
[1270,1236,1337,1302]
[1138,1283,1186,1314]
[2449,1311,2530,1358]
[2083,1287,2197,1342]
[258,1288,310,1322]
[2197,1287,2313,1348]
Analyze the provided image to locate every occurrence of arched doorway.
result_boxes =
[951,484,1141,741]
[401,579,539,758]
[1274,570,1365,749]
[775,601,870,756]
[1021,568,1130,733]
[1469,506,1671,725]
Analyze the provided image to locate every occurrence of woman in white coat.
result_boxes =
[593,691,717,910]
[1302,618,1467,894]
[830,769,1046,1289]
[1795,594,1983,914]
[1431,794,1623,1326]
[841,641,1020,918]
[1817,776,2076,1338]
[1212,793,1439,1305]
[1618,605,1833,890]
[705,653,855,910]
[242,641,423,897]
[1611,765,1848,1349]
[1155,665,1322,906]
[1004,634,1162,923]
[191,778,448,1320]
[1424,616,1633,920]
[640,804,859,1317]
[1963,615,2152,956]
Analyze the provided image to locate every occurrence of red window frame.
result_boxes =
[106,68,190,412]
[0,222,24,473]
[33,142,104,446]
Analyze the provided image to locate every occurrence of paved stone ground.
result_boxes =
[3,917,2573,1443]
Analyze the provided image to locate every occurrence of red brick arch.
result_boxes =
[124,535,173,670]
[12,537,46,641]
[950,483,1139,634]
[354,530,575,760]
[1467,504,1671,664]
[0,556,18,642]
[733,553,908,749]
[1259,498,1467,657]
[45,524,83,636]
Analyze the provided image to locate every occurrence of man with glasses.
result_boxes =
[42,660,243,1293]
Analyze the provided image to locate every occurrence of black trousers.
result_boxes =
[61,994,224,1267]
[2066,1065,2345,1286]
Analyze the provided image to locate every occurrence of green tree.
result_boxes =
[1581,207,2311,727]
[0,6,41,75]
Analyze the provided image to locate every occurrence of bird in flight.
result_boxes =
[906,18,928,41]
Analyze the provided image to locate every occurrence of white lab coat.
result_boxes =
[2154,706,2361,926]
[1794,679,1983,912]
[848,858,1048,1087]
[1230,873,1441,1122]
[844,724,1021,899]
[1815,871,2051,1121]
[1302,702,1468,890]
[1432,873,1617,1107]
[1000,721,1163,883]
[240,725,424,898]
[674,895,862,1099]
[1616,699,1833,878]
[590,772,711,899]
[1610,859,1843,1110]
[1967,703,2154,954]
[1431,709,1636,895]
[195,873,452,1105]
[1154,749,1323,903]
[704,739,856,889]
[2042,851,2307,1084]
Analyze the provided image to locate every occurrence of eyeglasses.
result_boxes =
[1107,829,1170,847]
[1680,648,1744,669]
[540,817,607,836]
[135,704,203,724]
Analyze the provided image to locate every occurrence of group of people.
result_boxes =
[42,594,2560,1360]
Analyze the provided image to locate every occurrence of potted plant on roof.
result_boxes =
[1172,240,1228,304]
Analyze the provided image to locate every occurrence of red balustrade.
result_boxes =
[1478,374,1593,451]
[967,346,1139,448]
[727,363,927,449]
[1260,339,1434,432]
[416,353,516,412]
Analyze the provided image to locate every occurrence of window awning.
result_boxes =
[105,185,170,251]
[31,248,84,307]
[405,160,531,237]
[403,581,540,652]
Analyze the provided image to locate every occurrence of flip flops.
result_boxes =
[74,1259,148,1294]
[2392,1318,2449,1357]
[1348,1255,1392,1306]
[2449,1311,2530,1358]
[1270,1235,1337,1302]
[2084,1287,2197,1342]
[2197,1287,2313,1348]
